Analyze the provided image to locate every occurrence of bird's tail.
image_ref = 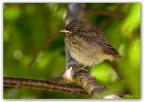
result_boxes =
[114,54,122,60]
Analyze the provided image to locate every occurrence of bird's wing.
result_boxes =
[97,33,119,55]
[80,31,120,57]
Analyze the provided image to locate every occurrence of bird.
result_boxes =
[60,19,121,73]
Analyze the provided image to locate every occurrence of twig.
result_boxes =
[28,31,58,68]
[85,9,125,19]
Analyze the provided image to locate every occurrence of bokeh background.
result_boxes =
[4,3,140,99]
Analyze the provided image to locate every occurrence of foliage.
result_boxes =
[4,3,140,99]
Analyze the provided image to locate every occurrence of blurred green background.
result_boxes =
[3,3,140,99]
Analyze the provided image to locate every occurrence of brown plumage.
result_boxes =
[60,19,121,67]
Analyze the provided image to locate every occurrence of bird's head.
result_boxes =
[60,19,93,35]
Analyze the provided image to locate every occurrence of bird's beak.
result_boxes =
[60,30,71,33]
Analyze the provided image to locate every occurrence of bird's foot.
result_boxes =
[89,65,95,75]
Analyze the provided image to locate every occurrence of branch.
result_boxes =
[4,66,125,99]
[69,67,105,95]
[85,9,125,19]
[4,77,87,95]
[62,67,121,99]
[28,31,58,68]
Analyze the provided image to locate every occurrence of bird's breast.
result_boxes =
[65,35,111,66]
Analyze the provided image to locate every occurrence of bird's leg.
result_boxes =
[90,64,95,75]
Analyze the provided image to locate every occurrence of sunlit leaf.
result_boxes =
[4,6,20,21]
[92,63,118,83]
[121,3,140,38]
[128,38,140,68]
[4,31,9,42]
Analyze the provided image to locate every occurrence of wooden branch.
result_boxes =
[4,77,87,95]
[69,67,105,95]
[4,67,128,99]
[62,67,121,99]
[4,67,105,97]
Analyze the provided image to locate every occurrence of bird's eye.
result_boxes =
[71,29,76,32]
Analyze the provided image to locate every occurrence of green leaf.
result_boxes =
[121,3,140,38]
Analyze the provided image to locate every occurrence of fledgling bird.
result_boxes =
[60,19,121,73]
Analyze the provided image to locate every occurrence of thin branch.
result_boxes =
[28,31,58,68]
[85,9,125,19]
[4,77,87,95]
